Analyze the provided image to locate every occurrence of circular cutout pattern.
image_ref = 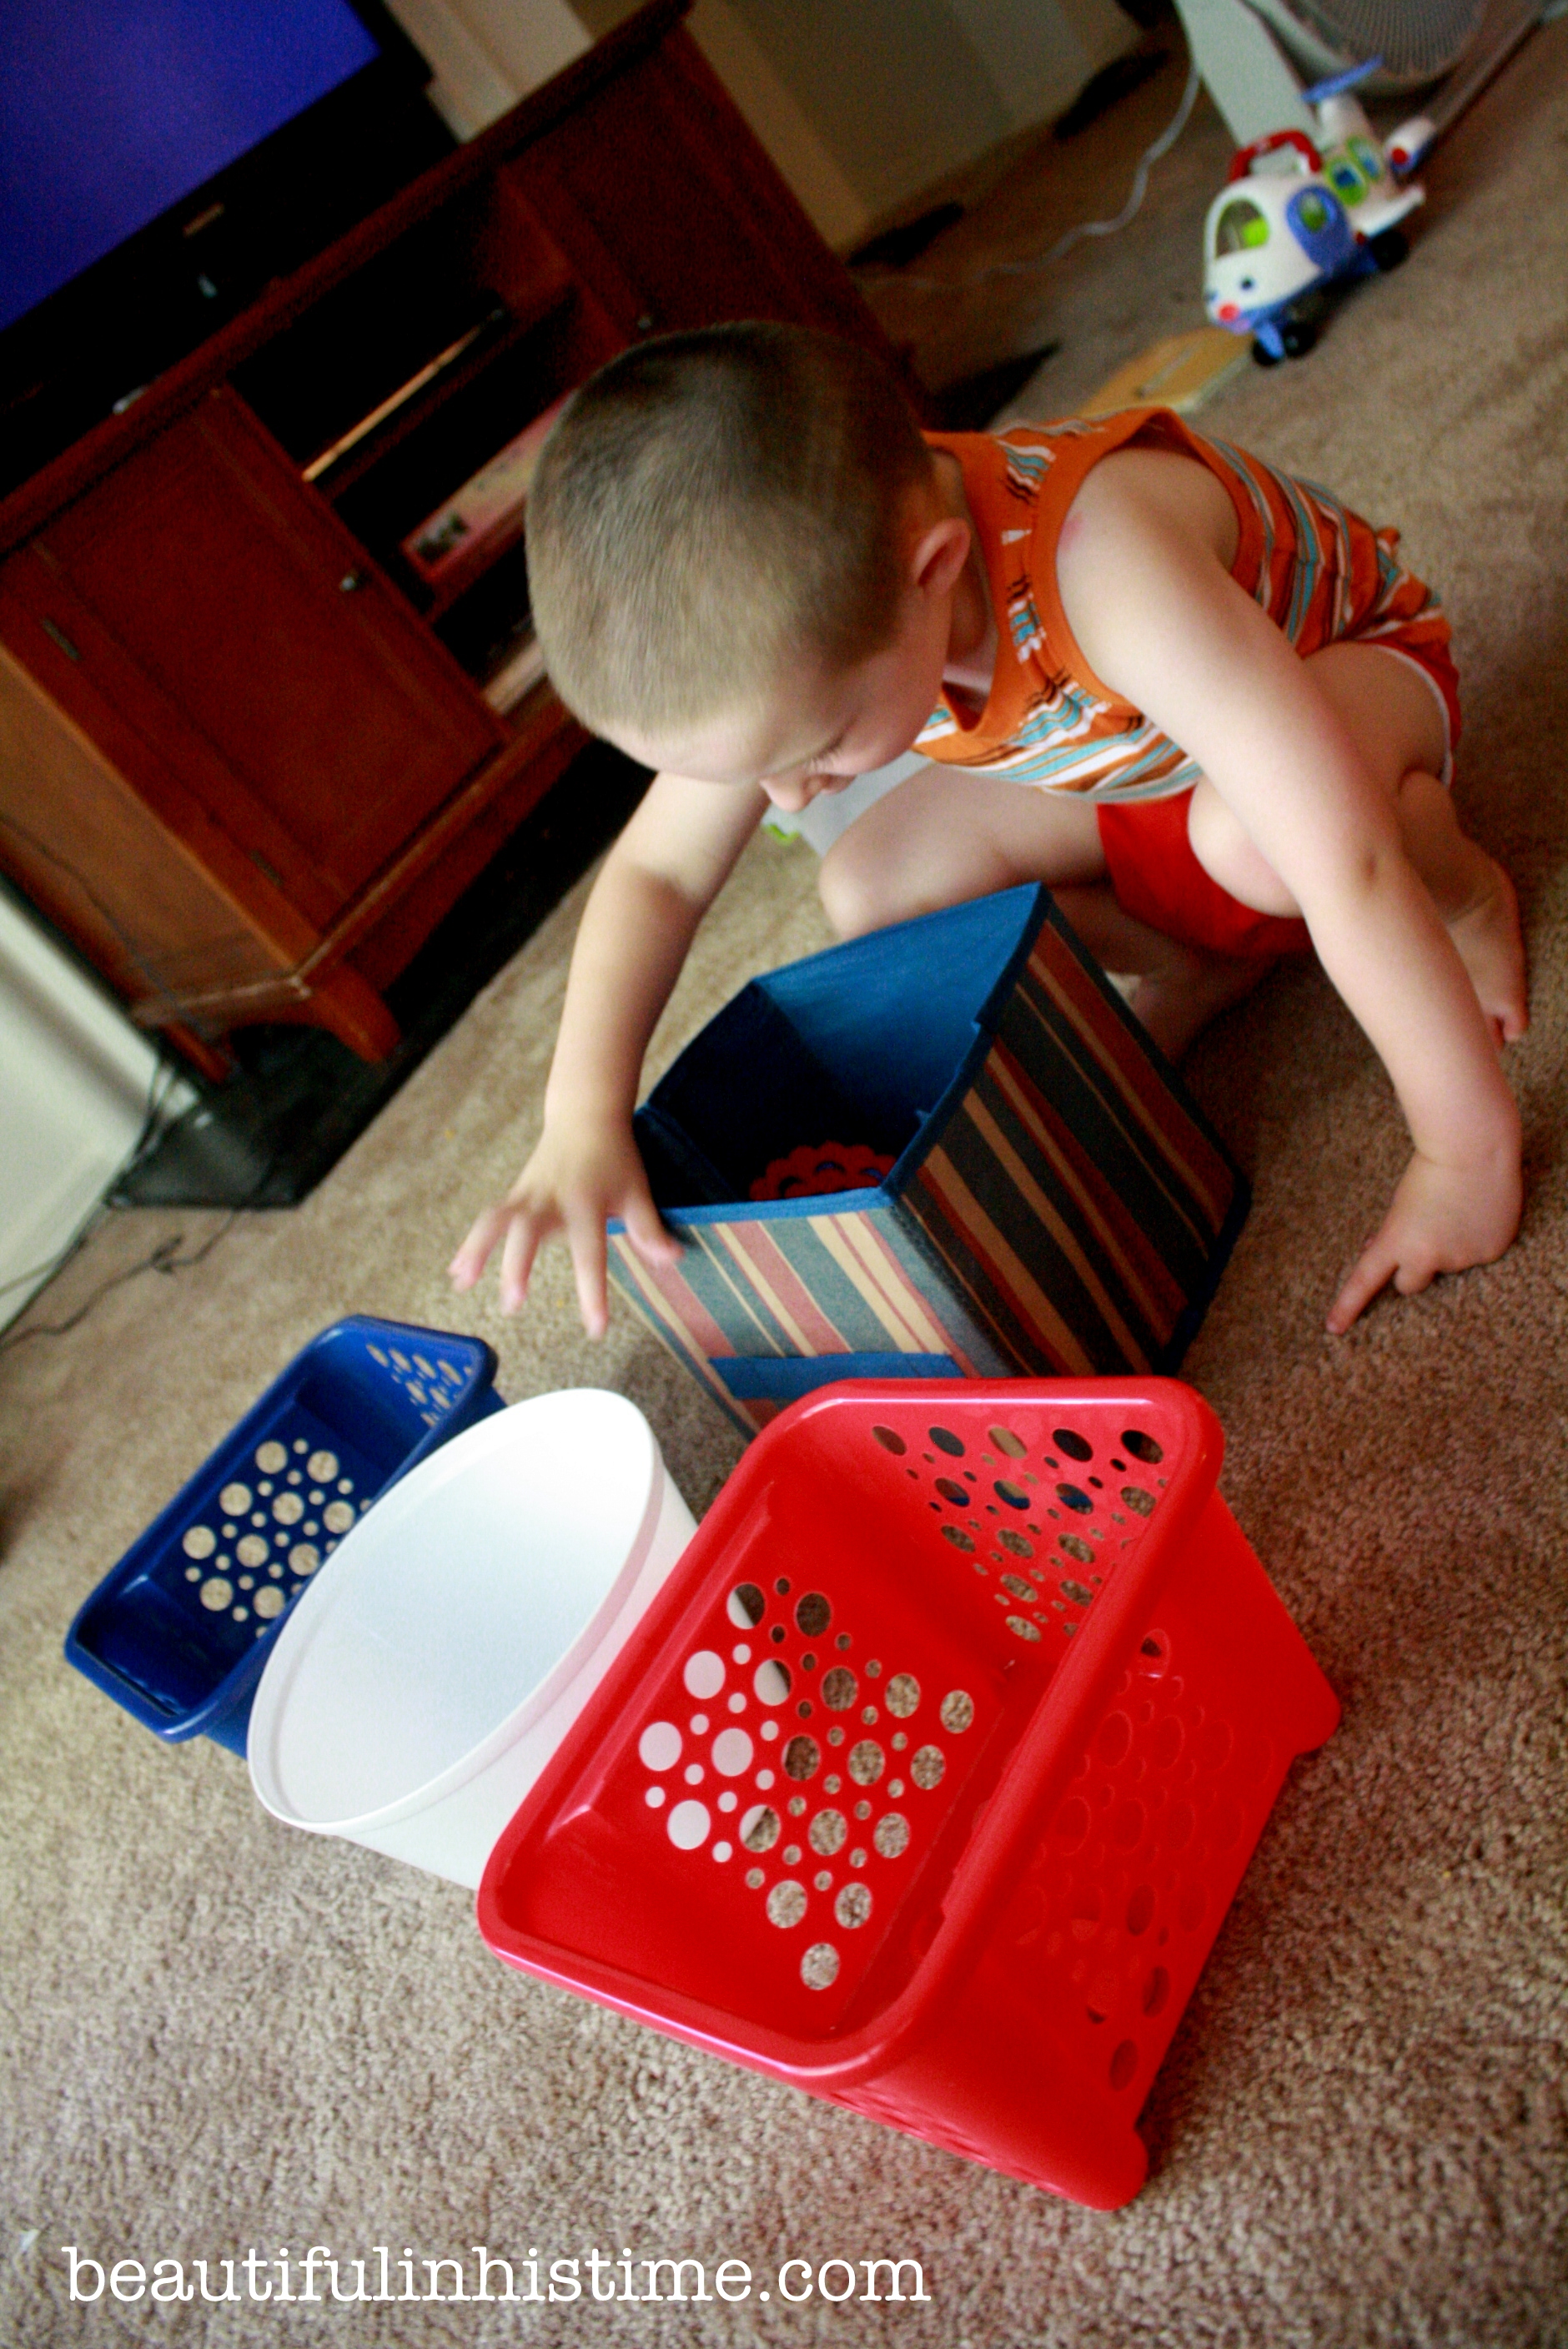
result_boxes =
[994,1480,1029,1511]
[684,1650,725,1699]
[847,1740,884,1785]
[939,1690,974,1733]
[1121,1428,1163,1465]
[928,1426,965,1456]
[253,1585,285,1621]
[885,1673,920,1718]
[835,1883,872,1929]
[182,1526,216,1560]
[219,1482,251,1517]
[1112,1799,1145,1849]
[235,1534,269,1568]
[988,1425,1027,1458]
[1000,1573,1037,1602]
[307,1449,339,1482]
[272,1492,304,1526]
[793,1592,831,1637]
[753,1660,792,1705]
[870,1426,907,1455]
[1055,1483,1093,1514]
[199,1577,233,1611]
[1058,1532,1095,1566]
[255,1441,287,1474]
[820,1667,857,1711]
[1143,1965,1170,2015]
[711,1728,753,1776]
[728,1582,766,1627]
[809,1808,847,1855]
[801,1941,839,1988]
[782,1735,820,1781]
[911,1744,946,1790]
[639,1721,681,1772]
[1109,2040,1138,2090]
[1097,1712,1133,1766]
[289,1544,320,1575]
[1052,1796,1090,1852]
[940,1525,976,1552]
[1121,1485,1156,1517]
[1006,1616,1042,1642]
[934,1477,968,1507]
[872,1812,910,1858]
[741,1804,781,1851]
[997,1529,1033,1559]
[766,1880,807,1929]
[1052,1426,1093,1461]
[322,1501,355,1535]
[666,1800,710,1851]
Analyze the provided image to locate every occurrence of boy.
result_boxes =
[450,323,1525,1339]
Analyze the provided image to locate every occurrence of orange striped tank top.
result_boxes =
[914,407,1451,802]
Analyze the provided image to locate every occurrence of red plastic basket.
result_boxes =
[478,1381,1339,2209]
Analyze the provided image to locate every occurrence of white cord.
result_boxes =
[866,61,1204,295]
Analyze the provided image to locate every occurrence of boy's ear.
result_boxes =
[908,515,972,600]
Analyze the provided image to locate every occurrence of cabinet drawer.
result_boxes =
[36,393,505,910]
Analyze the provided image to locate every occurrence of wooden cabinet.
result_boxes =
[0,0,906,1076]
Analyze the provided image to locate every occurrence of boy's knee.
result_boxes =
[818,843,887,938]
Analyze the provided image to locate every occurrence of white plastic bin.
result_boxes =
[247,1390,696,1888]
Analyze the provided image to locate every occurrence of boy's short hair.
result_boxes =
[525,321,934,742]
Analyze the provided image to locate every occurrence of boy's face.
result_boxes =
[614,588,949,811]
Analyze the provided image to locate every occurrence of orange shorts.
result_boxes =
[1095,633,1462,963]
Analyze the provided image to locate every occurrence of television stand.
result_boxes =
[0,0,904,1079]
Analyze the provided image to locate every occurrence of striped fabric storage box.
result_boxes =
[608,887,1248,1437]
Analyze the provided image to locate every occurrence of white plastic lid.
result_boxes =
[248,1390,666,1831]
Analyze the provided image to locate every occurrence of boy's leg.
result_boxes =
[1185,641,1527,1044]
[817,763,1266,1056]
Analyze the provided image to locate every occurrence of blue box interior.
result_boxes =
[636,887,1043,1211]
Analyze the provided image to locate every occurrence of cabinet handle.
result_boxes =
[339,569,364,593]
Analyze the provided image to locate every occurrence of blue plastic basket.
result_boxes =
[64,1316,503,1754]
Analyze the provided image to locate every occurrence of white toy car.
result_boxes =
[1203,62,1425,364]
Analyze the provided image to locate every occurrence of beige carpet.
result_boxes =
[3,28,1567,2347]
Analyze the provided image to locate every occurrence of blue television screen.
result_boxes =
[0,0,384,332]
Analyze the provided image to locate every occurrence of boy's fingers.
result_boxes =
[1325,1233,1398,1334]
[499,1210,543,1314]
[621,1188,681,1269]
[564,1207,611,1339]
[449,1204,507,1288]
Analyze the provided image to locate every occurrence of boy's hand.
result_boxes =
[449,1116,681,1338]
[1326,1144,1522,1334]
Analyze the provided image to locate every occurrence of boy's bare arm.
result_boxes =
[1056,459,1520,1330]
[450,771,766,1333]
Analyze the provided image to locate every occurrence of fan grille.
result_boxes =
[1249,0,1491,83]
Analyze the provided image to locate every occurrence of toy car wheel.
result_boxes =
[1250,338,1282,368]
[1281,318,1319,360]
[1369,228,1409,272]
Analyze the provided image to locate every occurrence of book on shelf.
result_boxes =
[400,393,570,586]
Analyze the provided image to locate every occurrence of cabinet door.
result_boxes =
[34,392,505,915]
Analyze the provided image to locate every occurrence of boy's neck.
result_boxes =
[932,450,998,707]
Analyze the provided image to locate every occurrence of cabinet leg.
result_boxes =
[299,963,402,1061]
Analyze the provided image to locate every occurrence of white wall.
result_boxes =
[0,890,193,1330]
[382,0,591,138]
[427,0,1138,245]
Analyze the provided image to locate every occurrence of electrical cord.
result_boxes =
[0,1044,271,1359]
[858,61,1204,296]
